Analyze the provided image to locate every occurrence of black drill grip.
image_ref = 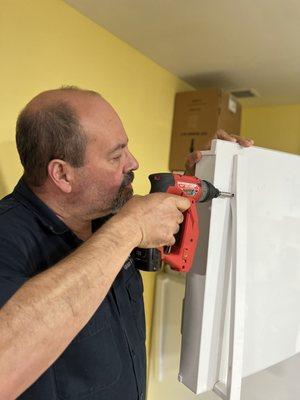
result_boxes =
[149,173,175,194]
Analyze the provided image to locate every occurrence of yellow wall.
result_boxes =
[0,0,192,357]
[241,104,300,155]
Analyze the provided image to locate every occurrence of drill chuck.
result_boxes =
[200,180,234,202]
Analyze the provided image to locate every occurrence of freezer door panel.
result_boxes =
[179,140,300,397]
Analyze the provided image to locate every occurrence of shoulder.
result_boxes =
[0,195,38,239]
[0,195,43,272]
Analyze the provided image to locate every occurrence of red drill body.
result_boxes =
[150,174,202,272]
[148,173,232,272]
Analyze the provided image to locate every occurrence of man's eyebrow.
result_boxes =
[108,141,128,155]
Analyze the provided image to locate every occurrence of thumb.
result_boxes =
[175,196,191,212]
[184,151,202,176]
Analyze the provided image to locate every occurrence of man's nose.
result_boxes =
[126,150,139,172]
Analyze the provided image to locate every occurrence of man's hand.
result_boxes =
[184,129,254,176]
[116,193,191,248]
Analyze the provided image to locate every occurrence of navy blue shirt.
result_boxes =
[0,179,146,400]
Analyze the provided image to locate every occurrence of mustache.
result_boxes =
[121,171,135,187]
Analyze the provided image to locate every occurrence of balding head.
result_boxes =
[26,86,101,113]
[16,87,101,187]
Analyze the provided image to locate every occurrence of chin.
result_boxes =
[111,188,133,214]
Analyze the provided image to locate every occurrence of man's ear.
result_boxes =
[47,159,74,193]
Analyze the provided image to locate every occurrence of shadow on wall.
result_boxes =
[0,170,7,199]
[0,141,22,198]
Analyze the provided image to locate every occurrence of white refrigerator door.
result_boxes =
[179,140,300,398]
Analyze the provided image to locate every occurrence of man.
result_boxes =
[0,87,253,399]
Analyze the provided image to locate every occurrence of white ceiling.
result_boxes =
[65,0,300,106]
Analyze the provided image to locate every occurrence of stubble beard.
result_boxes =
[77,170,135,219]
[110,171,135,213]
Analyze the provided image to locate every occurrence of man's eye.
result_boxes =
[112,155,121,160]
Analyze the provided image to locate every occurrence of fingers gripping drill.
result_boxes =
[132,173,233,273]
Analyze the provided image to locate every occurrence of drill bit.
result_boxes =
[219,191,234,198]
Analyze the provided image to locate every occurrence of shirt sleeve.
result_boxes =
[0,237,29,308]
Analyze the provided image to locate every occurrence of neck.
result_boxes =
[55,212,92,241]
[32,187,92,241]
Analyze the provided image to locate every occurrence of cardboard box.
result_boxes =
[169,88,241,171]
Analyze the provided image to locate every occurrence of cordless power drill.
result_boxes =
[132,173,233,273]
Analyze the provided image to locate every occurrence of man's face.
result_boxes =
[71,96,139,219]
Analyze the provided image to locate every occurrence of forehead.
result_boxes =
[77,95,128,152]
